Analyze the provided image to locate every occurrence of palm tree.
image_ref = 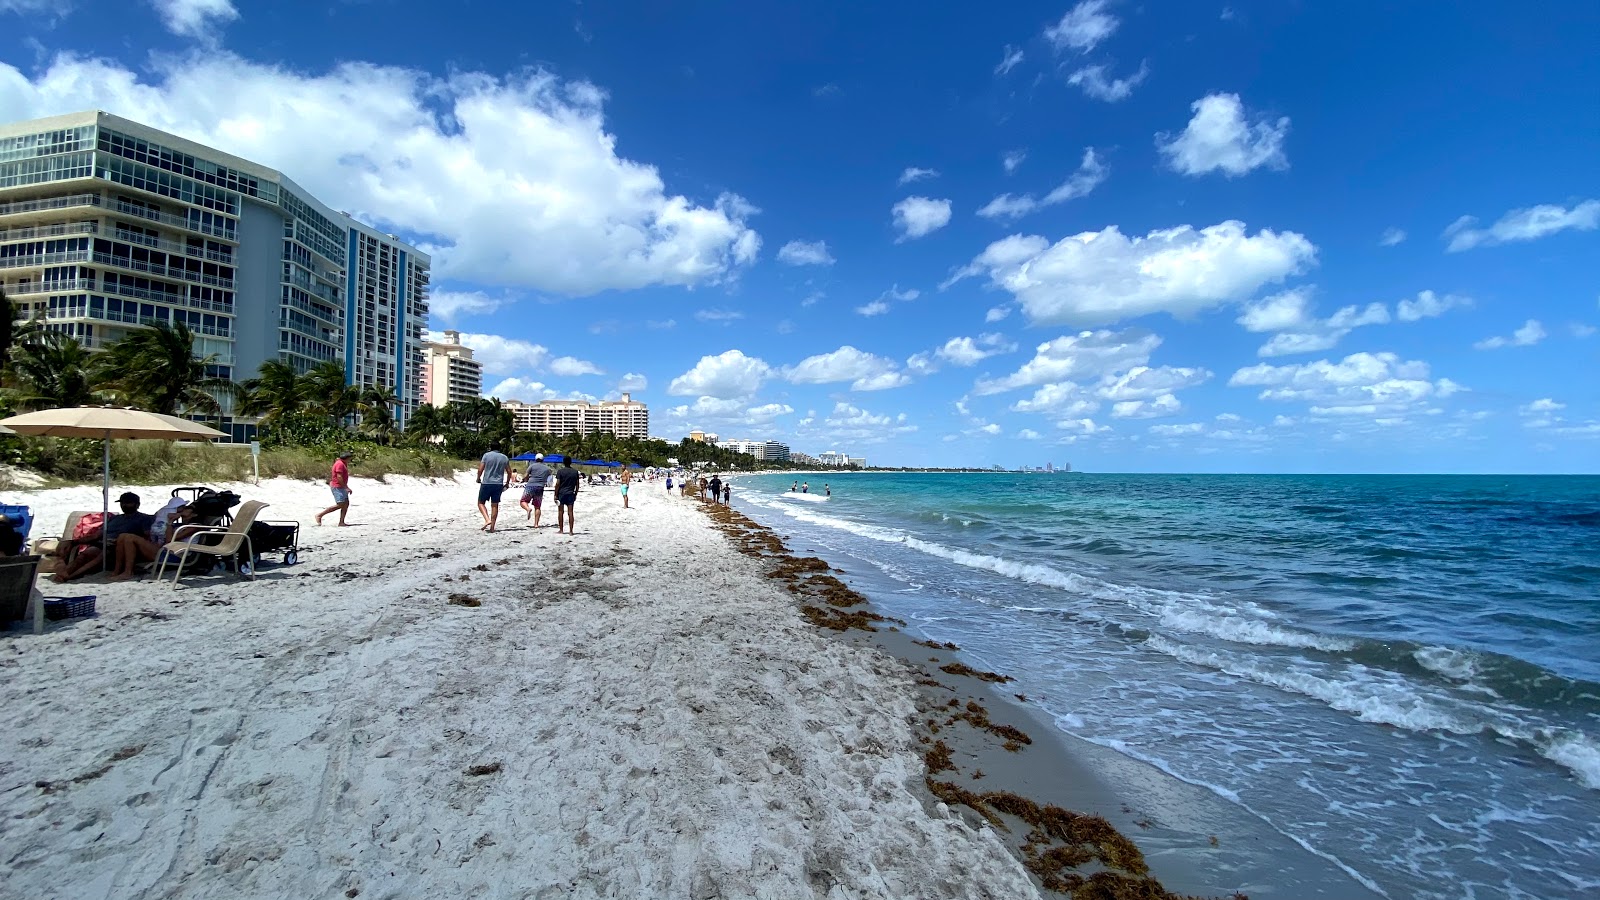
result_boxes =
[4,330,106,410]
[0,287,13,375]
[404,403,446,444]
[95,320,229,416]
[238,359,311,425]
[303,360,357,422]
[357,384,400,444]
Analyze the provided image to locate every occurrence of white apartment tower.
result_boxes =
[420,330,484,407]
[501,393,650,439]
[0,110,429,434]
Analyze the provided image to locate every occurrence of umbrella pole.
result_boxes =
[102,437,111,564]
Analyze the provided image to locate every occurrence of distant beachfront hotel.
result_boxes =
[717,439,791,462]
[501,394,649,439]
[0,111,429,436]
[419,330,483,407]
[817,451,866,468]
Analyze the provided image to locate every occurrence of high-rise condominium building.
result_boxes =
[420,330,484,407]
[716,439,791,462]
[0,111,429,434]
[501,393,650,439]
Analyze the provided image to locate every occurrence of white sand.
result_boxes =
[0,473,1041,899]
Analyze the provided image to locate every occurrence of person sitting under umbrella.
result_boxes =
[54,492,155,583]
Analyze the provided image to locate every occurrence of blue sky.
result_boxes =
[2,0,1597,472]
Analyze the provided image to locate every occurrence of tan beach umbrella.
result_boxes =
[0,407,228,550]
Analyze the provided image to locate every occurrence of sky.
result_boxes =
[1,1,1597,473]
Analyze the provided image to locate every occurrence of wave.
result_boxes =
[776,492,829,503]
[1146,636,1600,791]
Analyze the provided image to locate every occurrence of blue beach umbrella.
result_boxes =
[511,452,541,461]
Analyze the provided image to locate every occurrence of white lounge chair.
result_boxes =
[154,500,268,588]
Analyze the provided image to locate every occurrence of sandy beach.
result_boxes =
[1,472,1050,899]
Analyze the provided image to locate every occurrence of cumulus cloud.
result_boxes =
[484,377,548,400]
[776,239,835,266]
[985,306,1012,323]
[1443,200,1600,252]
[429,290,510,323]
[1002,150,1027,174]
[892,196,952,241]
[617,373,648,392]
[818,402,917,442]
[1379,227,1407,247]
[1395,289,1470,322]
[1045,0,1120,53]
[667,350,771,398]
[152,0,238,41]
[977,148,1107,221]
[1229,352,1463,416]
[1157,93,1290,177]
[456,332,550,374]
[1474,319,1546,350]
[548,356,604,377]
[906,334,1017,374]
[1521,398,1564,414]
[1111,394,1182,418]
[855,284,919,317]
[949,221,1316,327]
[694,308,745,324]
[854,301,890,317]
[995,45,1025,76]
[1067,61,1149,102]
[1237,287,1391,357]
[1150,422,1205,436]
[976,329,1162,395]
[898,167,939,185]
[1017,429,1042,440]
[0,52,761,296]
[784,346,909,391]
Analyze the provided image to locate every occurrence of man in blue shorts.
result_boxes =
[554,457,582,535]
[476,444,511,533]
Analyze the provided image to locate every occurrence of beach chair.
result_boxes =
[0,555,42,629]
[154,500,268,588]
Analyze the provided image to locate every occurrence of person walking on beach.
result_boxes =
[722,482,730,504]
[620,465,633,509]
[708,474,722,504]
[521,453,553,525]
[554,457,582,535]
[477,444,511,533]
[666,473,674,494]
[316,451,354,526]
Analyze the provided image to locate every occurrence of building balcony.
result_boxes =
[0,192,102,220]
[0,221,100,243]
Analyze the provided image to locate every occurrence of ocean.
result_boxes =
[733,473,1600,899]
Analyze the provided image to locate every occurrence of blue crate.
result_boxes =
[43,595,96,621]
[0,505,32,540]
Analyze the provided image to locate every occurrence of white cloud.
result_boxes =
[1057,418,1111,435]
[0,53,761,296]
[429,289,509,323]
[0,0,58,13]
[892,196,952,241]
[1067,61,1149,102]
[1098,365,1213,400]
[1045,0,1120,53]
[784,346,909,391]
[977,148,1107,221]
[855,301,890,317]
[1444,200,1600,252]
[1522,398,1565,414]
[456,332,549,374]
[484,377,548,400]
[667,350,771,398]
[694,308,745,324]
[152,0,238,41]
[1215,413,1242,422]
[549,356,604,377]
[856,284,918,316]
[1395,289,1469,322]
[1236,286,1314,332]
[995,45,1025,76]
[977,329,1162,395]
[1112,393,1181,418]
[898,167,940,185]
[777,240,835,266]
[1379,227,1407,247]
[819,402,917,442]
[1238,288,1391,357]
[617,373,648,392]
[1571,323,1598,338]
[1157,93,1290,177]
[666,396,746,422]
[979,423,1003,435]
[1150,422,1205,436]
[1017,428,1042,440]
[938,334,1017,366]
[1474,319,1546,350]
[950,221,1316,327]
[985,306,1012,323]
[1229,352,1463,416]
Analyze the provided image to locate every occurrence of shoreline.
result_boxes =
[1,472,1045,898]
[724,483,1386,899]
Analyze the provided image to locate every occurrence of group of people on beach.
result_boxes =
[51,491,211,583]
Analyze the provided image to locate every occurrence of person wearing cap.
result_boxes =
[55,492,156,582]
[521,453,553,526]
[316,451,354,526]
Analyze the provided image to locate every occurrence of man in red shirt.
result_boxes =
[316,451,354,526]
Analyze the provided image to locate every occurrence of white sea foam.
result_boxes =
[1159,607,1356,652]
[776,492,829,503]
[1413,646,1482,682]
[1537,730,1600,790]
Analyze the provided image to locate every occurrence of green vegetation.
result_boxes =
[0,295,804,485]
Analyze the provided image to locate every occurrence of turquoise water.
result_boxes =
[736,473,1600,899]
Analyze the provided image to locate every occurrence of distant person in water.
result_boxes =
[791,481,798,492]
[825,484,831,497]
[801,481,809,494]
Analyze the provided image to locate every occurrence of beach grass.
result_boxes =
[0,438,464,488]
